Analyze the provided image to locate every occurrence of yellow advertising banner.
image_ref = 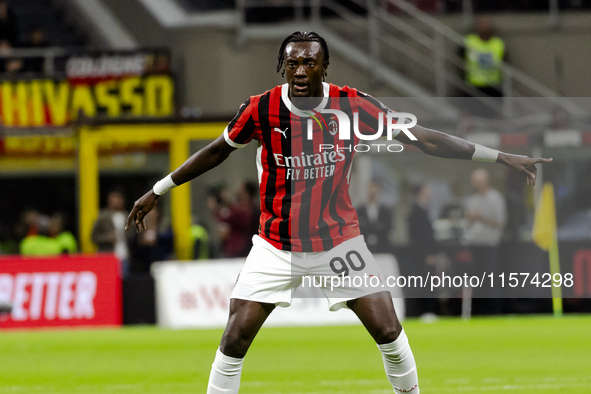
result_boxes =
[0,75,174,127]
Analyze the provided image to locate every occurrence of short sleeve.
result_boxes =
[224,98,256,148]
[354,91,398,139]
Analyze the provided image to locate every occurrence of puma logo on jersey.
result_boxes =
[273,127,288,139]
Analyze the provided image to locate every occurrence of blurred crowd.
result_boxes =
[356,169,513,318]
[88,181,260,276]
[0,180,260,276]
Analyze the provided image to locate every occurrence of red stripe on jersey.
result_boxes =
[290,118,304,249]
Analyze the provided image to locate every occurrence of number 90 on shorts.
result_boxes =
[291,235,388,303]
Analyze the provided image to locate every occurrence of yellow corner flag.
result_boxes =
[532,183,556,251]
[532,182,562,316]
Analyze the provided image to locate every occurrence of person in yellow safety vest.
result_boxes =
[20,213,77,256]
[462,16,506,97]
[49,213,78,254]
[20,233,62,256]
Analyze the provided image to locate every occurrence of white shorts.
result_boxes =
[231,235,386,311]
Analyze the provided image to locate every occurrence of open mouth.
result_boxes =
[294,82,309,91]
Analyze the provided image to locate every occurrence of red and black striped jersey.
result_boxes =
[223,82,398,252]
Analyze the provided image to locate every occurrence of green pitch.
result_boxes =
[1,315,590,393]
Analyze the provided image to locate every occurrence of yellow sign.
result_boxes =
[0,75,174,127]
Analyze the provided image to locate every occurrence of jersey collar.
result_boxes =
[281,82,329,117]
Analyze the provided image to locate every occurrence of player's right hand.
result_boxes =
[125,190,159,233]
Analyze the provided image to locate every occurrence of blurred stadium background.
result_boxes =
[1,0,591,392]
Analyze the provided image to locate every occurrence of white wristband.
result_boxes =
[153,174,177,196]
[472,144,500,162]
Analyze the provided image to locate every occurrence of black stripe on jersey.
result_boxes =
[259,92,276,242]
[298,115,314,252]
[233,115,256,144]
[228,97,251,131]
[278,98,292,250]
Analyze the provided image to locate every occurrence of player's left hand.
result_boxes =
[497,153,553,186]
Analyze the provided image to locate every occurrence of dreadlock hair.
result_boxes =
[276,31,330,79]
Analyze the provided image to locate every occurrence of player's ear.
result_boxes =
[322,61,329,80]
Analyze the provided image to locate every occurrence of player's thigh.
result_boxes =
[220,298,275,358]
[231,235,297,307]
[347,294,402,345]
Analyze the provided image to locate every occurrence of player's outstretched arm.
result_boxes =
[125,135,236,232]
[395,125,552,186]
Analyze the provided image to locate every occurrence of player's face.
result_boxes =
[284,41,326,98]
